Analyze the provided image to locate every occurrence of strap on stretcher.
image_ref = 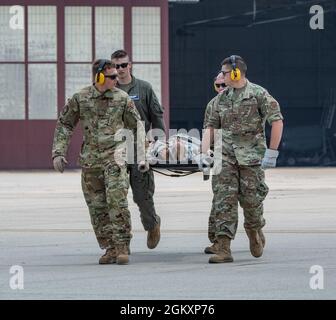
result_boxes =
[150,162,210,180]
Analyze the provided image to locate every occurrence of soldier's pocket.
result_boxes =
[107,164,129,189]
[211,175,219,193]
[240,99,260,128]
[79,102,93,118]
[256,169,269,202]
[107,102,124,124]
[82,169,105,193]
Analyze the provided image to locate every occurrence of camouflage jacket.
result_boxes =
[205,80,284,166]
[52,85,145,168]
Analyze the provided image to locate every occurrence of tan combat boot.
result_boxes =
[259,229,266,248]
[99,247,117,264]
[147,221,161,249]
[204,240,219,254]
[245,228,263,258]
[208,236,234,263]
[116,244,129,265]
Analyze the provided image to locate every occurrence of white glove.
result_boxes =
[138,160,150,173]
[261,149,279,169]
[194,152,214,172]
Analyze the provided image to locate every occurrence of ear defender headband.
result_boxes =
[230,55,241,81]
[95,59,108,85]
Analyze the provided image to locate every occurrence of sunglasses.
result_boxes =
[104,74,118,80]
[215,83,226,88]
[222,71,231,76]
[115,62,129,69]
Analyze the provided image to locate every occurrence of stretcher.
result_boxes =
[146,134,211,180]
[151,162,210,181]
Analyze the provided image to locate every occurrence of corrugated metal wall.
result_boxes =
[169,0,336,166]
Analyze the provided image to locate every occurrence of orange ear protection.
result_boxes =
[230,55,241,81]
[95,59,108,85]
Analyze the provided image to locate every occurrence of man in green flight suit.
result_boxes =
[111,49,166,251]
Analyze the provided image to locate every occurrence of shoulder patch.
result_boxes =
[270,101,279,109]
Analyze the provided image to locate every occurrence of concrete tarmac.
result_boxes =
[0,168,335,299]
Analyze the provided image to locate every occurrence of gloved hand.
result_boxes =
[138,160,150,173]
[261,149,279,169]
[194,152,214,172]
[53,156,68,173]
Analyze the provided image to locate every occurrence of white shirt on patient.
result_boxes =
[147,134,201,164]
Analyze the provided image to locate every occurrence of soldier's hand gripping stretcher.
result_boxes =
[138,160,150,173]
[193,150,215,180]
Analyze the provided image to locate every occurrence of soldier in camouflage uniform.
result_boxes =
[201,55,284,263]
[52,59,147,265]
[203,72,226,253]
[111,50,165,250]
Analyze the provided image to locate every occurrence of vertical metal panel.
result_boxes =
[124,2,132,59]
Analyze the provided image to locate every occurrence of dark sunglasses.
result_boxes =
[215,83,226,88]
[104,74,118,80]
[115,62,129,69]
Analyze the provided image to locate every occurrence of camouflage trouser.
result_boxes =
[207,144,216,243]
[212,162,269,239]
[81,164,131,249]
[208,203,216,243]
[128,164,160,231]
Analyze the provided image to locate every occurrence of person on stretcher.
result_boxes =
[147,134,213,169]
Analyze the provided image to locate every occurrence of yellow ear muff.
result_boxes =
[230,68,241,81]
[95,72,105,85]
[229,54,241,81]
[95,59,108,85]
